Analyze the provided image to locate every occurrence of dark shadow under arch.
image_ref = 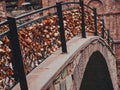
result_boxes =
[80,51,114,90]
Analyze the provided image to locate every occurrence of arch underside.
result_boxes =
[80,51,114,90]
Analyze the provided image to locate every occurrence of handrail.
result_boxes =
[84,4,94,11]
[17,12,57,29]
[0,30,9,38]
[15,5,57,20]
[0,20,8,26]
[0,20,9,38]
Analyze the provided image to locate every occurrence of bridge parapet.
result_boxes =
[12,36,118,90]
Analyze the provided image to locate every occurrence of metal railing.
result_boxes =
[0,0,114,89]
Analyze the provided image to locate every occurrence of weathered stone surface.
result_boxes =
[54,83,60,90]
[54,75,61,84]
[61,68,68,79]
[73,66,80,90]
[48,84,55,90]
[67,63,74,75]
[60,80,66,90]
[66,75,73,90]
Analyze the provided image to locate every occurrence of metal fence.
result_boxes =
[0,0,114,89]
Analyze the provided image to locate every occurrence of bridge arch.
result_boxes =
[80,51,114,90]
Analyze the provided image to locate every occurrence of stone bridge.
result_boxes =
[13,36,118,90]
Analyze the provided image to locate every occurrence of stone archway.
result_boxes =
[80,51,114,90]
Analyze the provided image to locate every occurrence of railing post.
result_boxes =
[79,0,86,38]
[7,17,28,90]
[110,37,114,50]
[107,29,110,45]
[56,2,67,53]
[101,19,105,39]
[111,40,114,50]
[93,8,98,36]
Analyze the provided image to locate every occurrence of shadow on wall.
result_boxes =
[80,51,114,90]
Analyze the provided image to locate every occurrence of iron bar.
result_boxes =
[93,8,98,36]
[101,19,105,39]
[7,17,28,90]
[107,29,110,45]
[15,5,57,20]
[0,20,8,26]
[79,0,86,38]
[56,2,67,53]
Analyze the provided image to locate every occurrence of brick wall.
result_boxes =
[42,0,80,7]
[42,0,78,15]
[84,0,120,40]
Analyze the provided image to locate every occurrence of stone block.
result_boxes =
[60,80,66,90]
[66,75,73,90]
[49,84,55,90]
[72,66,80,90]
[61,68,68,79]
[54,83,60,90]
[54,75,61,84]
[75,53,81,65]
[67,63,74,75]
